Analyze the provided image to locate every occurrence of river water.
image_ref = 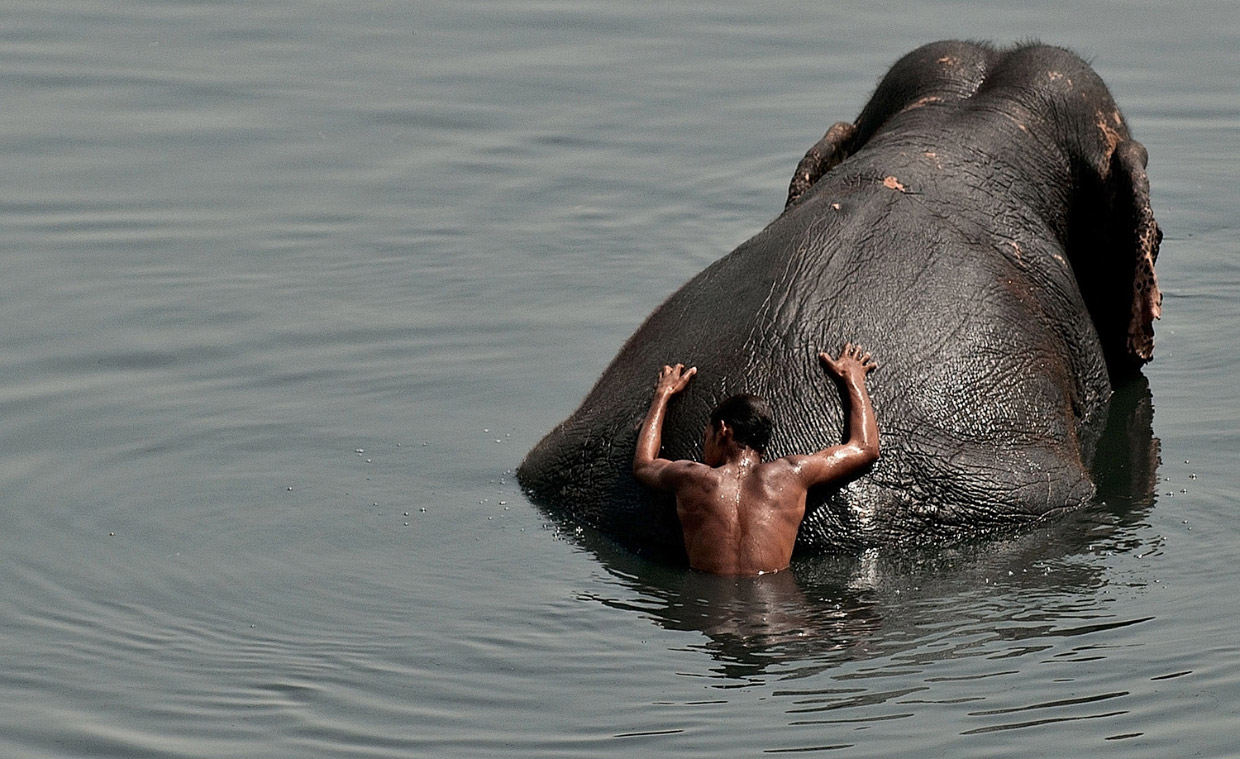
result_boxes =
[2,1,1238,756]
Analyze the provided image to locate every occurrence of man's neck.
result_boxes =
[717,446,761,469]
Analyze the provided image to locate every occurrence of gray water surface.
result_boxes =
[2,1,1238,757]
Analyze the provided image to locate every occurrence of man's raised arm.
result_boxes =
[788,344,879,487]
[632,363,697,488]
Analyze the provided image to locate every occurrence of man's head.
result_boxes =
[705,393,773,462]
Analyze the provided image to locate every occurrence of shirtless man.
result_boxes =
[632,344,879,575]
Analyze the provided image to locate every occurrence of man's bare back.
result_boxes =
[633,345,879,575]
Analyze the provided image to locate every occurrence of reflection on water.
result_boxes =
[565,374,1160,684]
[588,563,882,681]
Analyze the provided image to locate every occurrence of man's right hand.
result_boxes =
[654,363,697,397]
[819,343,877,383]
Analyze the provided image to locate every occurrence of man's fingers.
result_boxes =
[657,363,696,392]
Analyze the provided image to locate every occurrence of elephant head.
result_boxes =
[786,41,1162,377]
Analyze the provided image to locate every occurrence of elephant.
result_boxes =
[518,40,1162,560]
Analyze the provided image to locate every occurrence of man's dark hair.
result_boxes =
[709,394,773,455]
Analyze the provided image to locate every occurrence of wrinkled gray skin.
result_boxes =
[519,41,1162,559]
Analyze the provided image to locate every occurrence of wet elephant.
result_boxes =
[519,40,1162,559]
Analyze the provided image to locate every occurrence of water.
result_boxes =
[1,1,1237,756]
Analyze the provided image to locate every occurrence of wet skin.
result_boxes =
[632,345,879,575]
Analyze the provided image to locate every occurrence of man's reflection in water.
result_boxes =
[591,560,882,679]
[670,570,827,644]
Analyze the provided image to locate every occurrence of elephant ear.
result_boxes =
[785,121,857,209]
[1108,139,1163,369]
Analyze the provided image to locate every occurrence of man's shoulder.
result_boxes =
[757,456,804,473]
[659,458,717,484]
[754,457,810,485]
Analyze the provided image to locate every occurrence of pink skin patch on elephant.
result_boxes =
[883,176,907,192]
